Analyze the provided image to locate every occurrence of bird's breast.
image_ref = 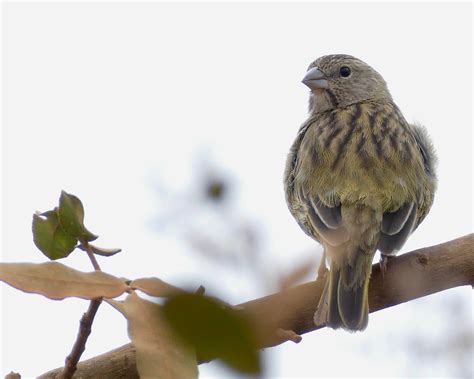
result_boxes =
[296,101,425,210]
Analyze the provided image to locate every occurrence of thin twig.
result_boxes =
[59,242,103,379]
[59,299,102,379]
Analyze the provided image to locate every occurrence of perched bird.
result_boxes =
[284,54,437,331]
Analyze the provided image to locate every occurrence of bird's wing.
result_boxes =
[409,123,438,229]
[379,202,417,255]
[379,122,437,255]
[296,186,349,247]
[381,202,414,235]
[409,123,437,178]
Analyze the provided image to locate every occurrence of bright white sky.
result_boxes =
[2,2,473,378]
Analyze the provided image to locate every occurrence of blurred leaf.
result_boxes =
[109,292,198,379]
[32,210,78,260]
[0,262,128,300]
[58,190,98,242]
[130,277,184,297]
[163,293,260,374]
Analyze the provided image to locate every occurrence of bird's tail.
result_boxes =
[314,251,373,331]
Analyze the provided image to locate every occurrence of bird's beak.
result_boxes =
[302,67,329,90]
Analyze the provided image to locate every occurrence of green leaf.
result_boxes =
[108,293,198,378]
[162,293,260,374]
[32,211,78,260]
[58,190,98,242]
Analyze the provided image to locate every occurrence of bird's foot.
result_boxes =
[379,254,393,282]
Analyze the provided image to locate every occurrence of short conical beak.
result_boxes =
[302,67,329,90]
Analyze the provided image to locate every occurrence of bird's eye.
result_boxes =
[339,66,351,77]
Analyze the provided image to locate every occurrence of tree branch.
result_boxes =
[38,234,473,378]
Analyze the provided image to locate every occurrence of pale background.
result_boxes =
[1,1,473,378]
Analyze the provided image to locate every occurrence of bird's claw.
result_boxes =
[379,254,392,282]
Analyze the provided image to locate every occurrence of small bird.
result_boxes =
[284,54,437,331]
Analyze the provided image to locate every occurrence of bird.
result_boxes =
[284,54,437,331]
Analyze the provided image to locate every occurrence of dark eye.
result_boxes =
[339,66,351,77]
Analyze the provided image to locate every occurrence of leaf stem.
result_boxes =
[83,241,101,271]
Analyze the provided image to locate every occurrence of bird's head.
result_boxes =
[303,54,392,114]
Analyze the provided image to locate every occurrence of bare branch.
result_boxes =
[58,299,102,379]
[38,234,473,378]
[59,242,103,379]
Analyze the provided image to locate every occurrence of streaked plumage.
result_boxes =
[284,55,437,331]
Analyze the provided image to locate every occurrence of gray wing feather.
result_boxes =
[379,203,417,255]
[311,198,342,229]
[298,187,348,246]
[381,202,414,236]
